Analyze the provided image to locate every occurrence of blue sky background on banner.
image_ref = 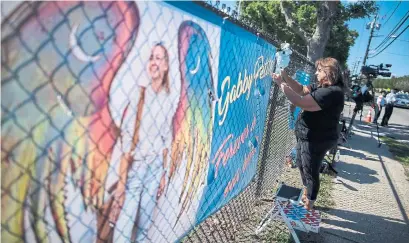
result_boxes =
[288,71,312,130]
[196,17,276,223]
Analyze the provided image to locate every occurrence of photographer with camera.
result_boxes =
[381,89,397,127]
[345,63,393,148]
[272,57,345,210]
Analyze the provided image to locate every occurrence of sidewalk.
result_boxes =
[317,103,409,243]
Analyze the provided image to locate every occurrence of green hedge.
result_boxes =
[373,76,409,92]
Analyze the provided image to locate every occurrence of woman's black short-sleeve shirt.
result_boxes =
[295,83,344,142]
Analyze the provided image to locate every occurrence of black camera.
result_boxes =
[361,63,392,78]
[351,84,373,110]
[350,63,392,108]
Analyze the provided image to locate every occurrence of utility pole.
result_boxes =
[354,58,362,75]
[351,57,362,76]
[362,15,379,66]
[352,61,358,75]
[352,61,357,74]
[237,0,242,19]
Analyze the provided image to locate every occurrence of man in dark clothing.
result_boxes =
[381,89,397,126]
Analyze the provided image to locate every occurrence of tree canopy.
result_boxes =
[373,76,409,92]
[240,1,377,66]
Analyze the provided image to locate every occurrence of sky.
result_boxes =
[346,1,409,77]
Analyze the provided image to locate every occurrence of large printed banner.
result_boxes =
[1,1,275,242]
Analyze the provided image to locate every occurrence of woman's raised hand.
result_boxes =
[272,73,283,86]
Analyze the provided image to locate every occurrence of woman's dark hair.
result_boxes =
[315,57,345,88]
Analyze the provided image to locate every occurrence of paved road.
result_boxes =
[389,106,409,126]
[343,102,409,144]
[379,106,409,144]
[374,104,409,126]
[343,102,409,125]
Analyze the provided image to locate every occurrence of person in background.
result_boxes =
[373,90,386,124]
[272,57,345,210]
[381,89,397,127]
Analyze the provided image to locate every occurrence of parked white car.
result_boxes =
[394,94,409,109]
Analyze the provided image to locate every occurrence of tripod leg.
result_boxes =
[346,110,358,138]
[370,86,382,147]
[376,119,382,147]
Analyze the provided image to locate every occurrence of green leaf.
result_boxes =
[241,0,379,63]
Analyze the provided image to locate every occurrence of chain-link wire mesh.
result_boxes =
[182,53,315,243]
[2,1,315,243]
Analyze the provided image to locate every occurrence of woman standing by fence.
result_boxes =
[273,57,345,210]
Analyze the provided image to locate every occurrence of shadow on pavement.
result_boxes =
[379,123,409,143]
[332,177,358,191]
[317,207,409,243]
[387,123,409,129]
[315,123,408,242]
[297,207,408,243]
[339,149,366,160]
[377,154,409,225]
[341,124,396,163]
[349,121,409,144]
[334,161,379,185]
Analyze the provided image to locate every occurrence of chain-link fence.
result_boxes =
[2,1,314,242]
[181,36,315,242]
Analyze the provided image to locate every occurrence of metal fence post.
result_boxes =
[255,81,280,198]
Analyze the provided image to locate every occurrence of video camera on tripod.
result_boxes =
[350,63,392,110]
[360,63,392,78]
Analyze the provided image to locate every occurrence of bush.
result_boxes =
[373,76,409,92]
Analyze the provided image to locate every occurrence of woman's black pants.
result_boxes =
[296,138,336,201]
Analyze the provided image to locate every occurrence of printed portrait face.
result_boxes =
[148,45,169,83]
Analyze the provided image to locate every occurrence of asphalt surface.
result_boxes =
[376,105,409,144]
[344,102,409,144]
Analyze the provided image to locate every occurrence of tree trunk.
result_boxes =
[307,20,332,63]
[306,1,337,63]
[280,1,338,63]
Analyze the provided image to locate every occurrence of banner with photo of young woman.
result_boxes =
[1,1,275,242]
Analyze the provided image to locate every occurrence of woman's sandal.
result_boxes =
[303,198,315,210]
[301,187,315,210]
